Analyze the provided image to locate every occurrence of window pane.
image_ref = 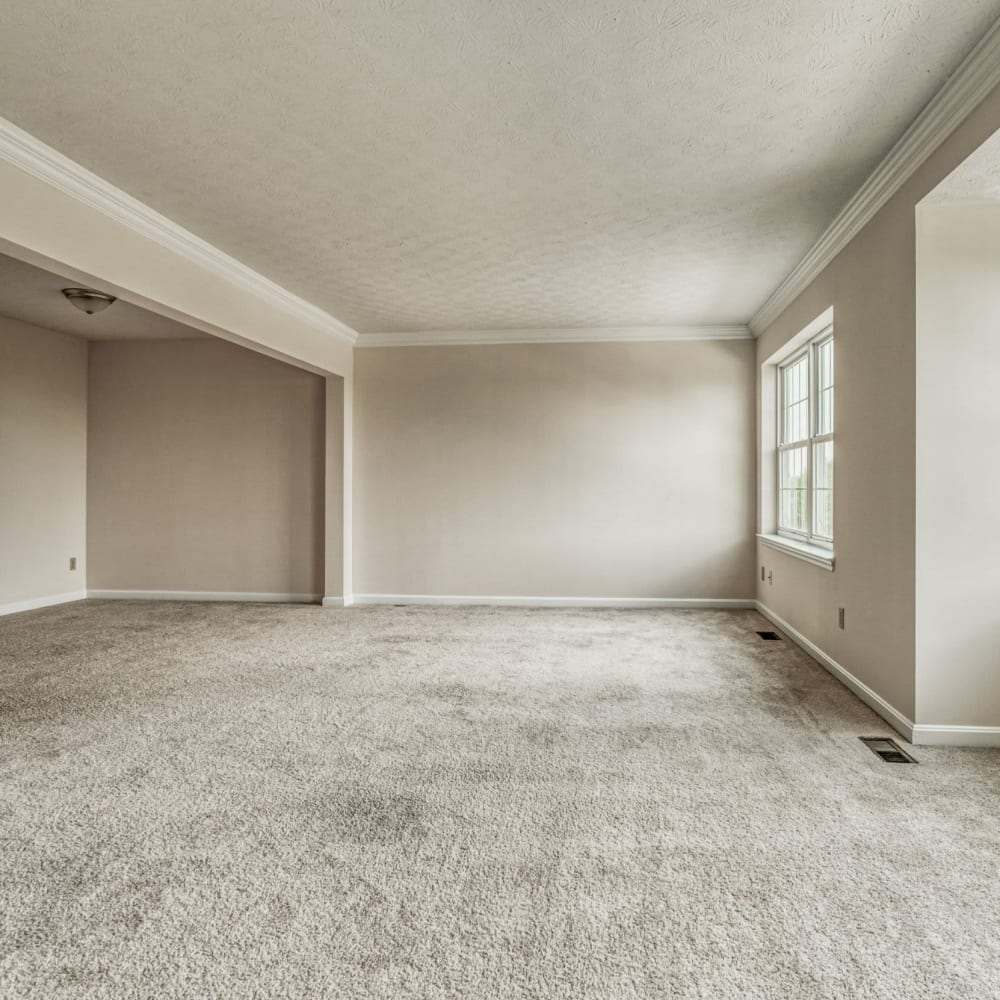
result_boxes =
[816,339,834,435]
[813,439,834,539]
[781,355,809,444]
[818,387,834,436]
[817,339,833,391]
[784,399,809,443]
[779,445,808,534]
[783,355,808,404]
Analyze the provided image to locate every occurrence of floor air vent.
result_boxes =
[860,737,917,764]
[756,630,782,640]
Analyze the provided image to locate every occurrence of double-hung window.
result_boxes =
[778,330,834,547]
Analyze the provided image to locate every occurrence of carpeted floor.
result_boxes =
[1,602,999,999]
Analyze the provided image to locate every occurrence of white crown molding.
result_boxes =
[0,590,88,617]
[0,117,358,346]
[88,589,321,603]
[754,601,915,742]
[749,16,1000,336]
[356,325,752,347]
[352,594,756,608]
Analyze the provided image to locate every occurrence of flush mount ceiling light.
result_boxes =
[62,287,117,315]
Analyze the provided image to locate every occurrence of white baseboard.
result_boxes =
[321,596,345,608]
[910,725,1000,748]
[352,594,757,609]
[0,590,88,617]
[87,590,321,604]
[754,601,916,742]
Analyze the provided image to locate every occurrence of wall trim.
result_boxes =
[0,590,88,617]
[911,725,1000,747]
[87,589,321,604]
[352,594,756,609]
[321,596,345,608]
[356,326,752,348]
[749,16,1000,335]
[754,601,916,742]
[0,116,358,346]
[910,725,1000,748]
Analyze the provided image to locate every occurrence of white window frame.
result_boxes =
[777,327,834,549]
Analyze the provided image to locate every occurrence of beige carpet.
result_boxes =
[1,602,999,999]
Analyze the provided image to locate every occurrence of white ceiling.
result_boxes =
[1,1,999,334]
[0,253,206,341]
[925,126,1000,203]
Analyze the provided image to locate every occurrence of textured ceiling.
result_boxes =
[925,126,1000,203]
[0,253,206,340]
[2,1,999,333]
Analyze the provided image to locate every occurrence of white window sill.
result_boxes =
[757,533,835,571]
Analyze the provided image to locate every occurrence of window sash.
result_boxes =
[777,330,833,547]
[779,349,810,448]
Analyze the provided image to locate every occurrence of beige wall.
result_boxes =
[0,315,88,609]
[87,339,325,596]
[915,203,1000,727]
[756,83,1000,724]
[354,340,756,599]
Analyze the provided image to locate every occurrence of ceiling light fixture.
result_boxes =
[62,287,117,315]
